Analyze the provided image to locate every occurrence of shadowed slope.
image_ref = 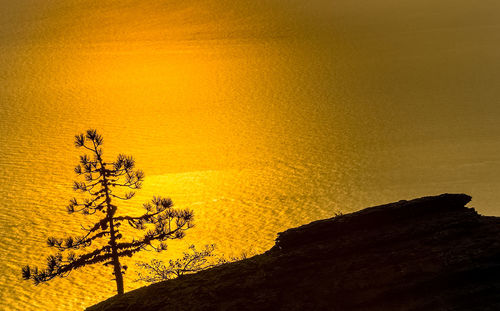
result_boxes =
[87,193,500,311]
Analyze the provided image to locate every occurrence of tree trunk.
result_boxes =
[105,189,124,295]
[110,220,124,295]
[99,158,125,295]
[114,265,124,295]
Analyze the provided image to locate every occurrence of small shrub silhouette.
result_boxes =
[136,244,253,283]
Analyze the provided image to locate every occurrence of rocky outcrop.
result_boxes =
[87,193,500,311]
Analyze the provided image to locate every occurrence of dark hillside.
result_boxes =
[87,193,500,311]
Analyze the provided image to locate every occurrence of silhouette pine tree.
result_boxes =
[22,129,194,295]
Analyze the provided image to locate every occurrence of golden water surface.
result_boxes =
[1,0,500,310]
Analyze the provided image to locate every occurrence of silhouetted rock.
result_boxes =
[87,193,500,311]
